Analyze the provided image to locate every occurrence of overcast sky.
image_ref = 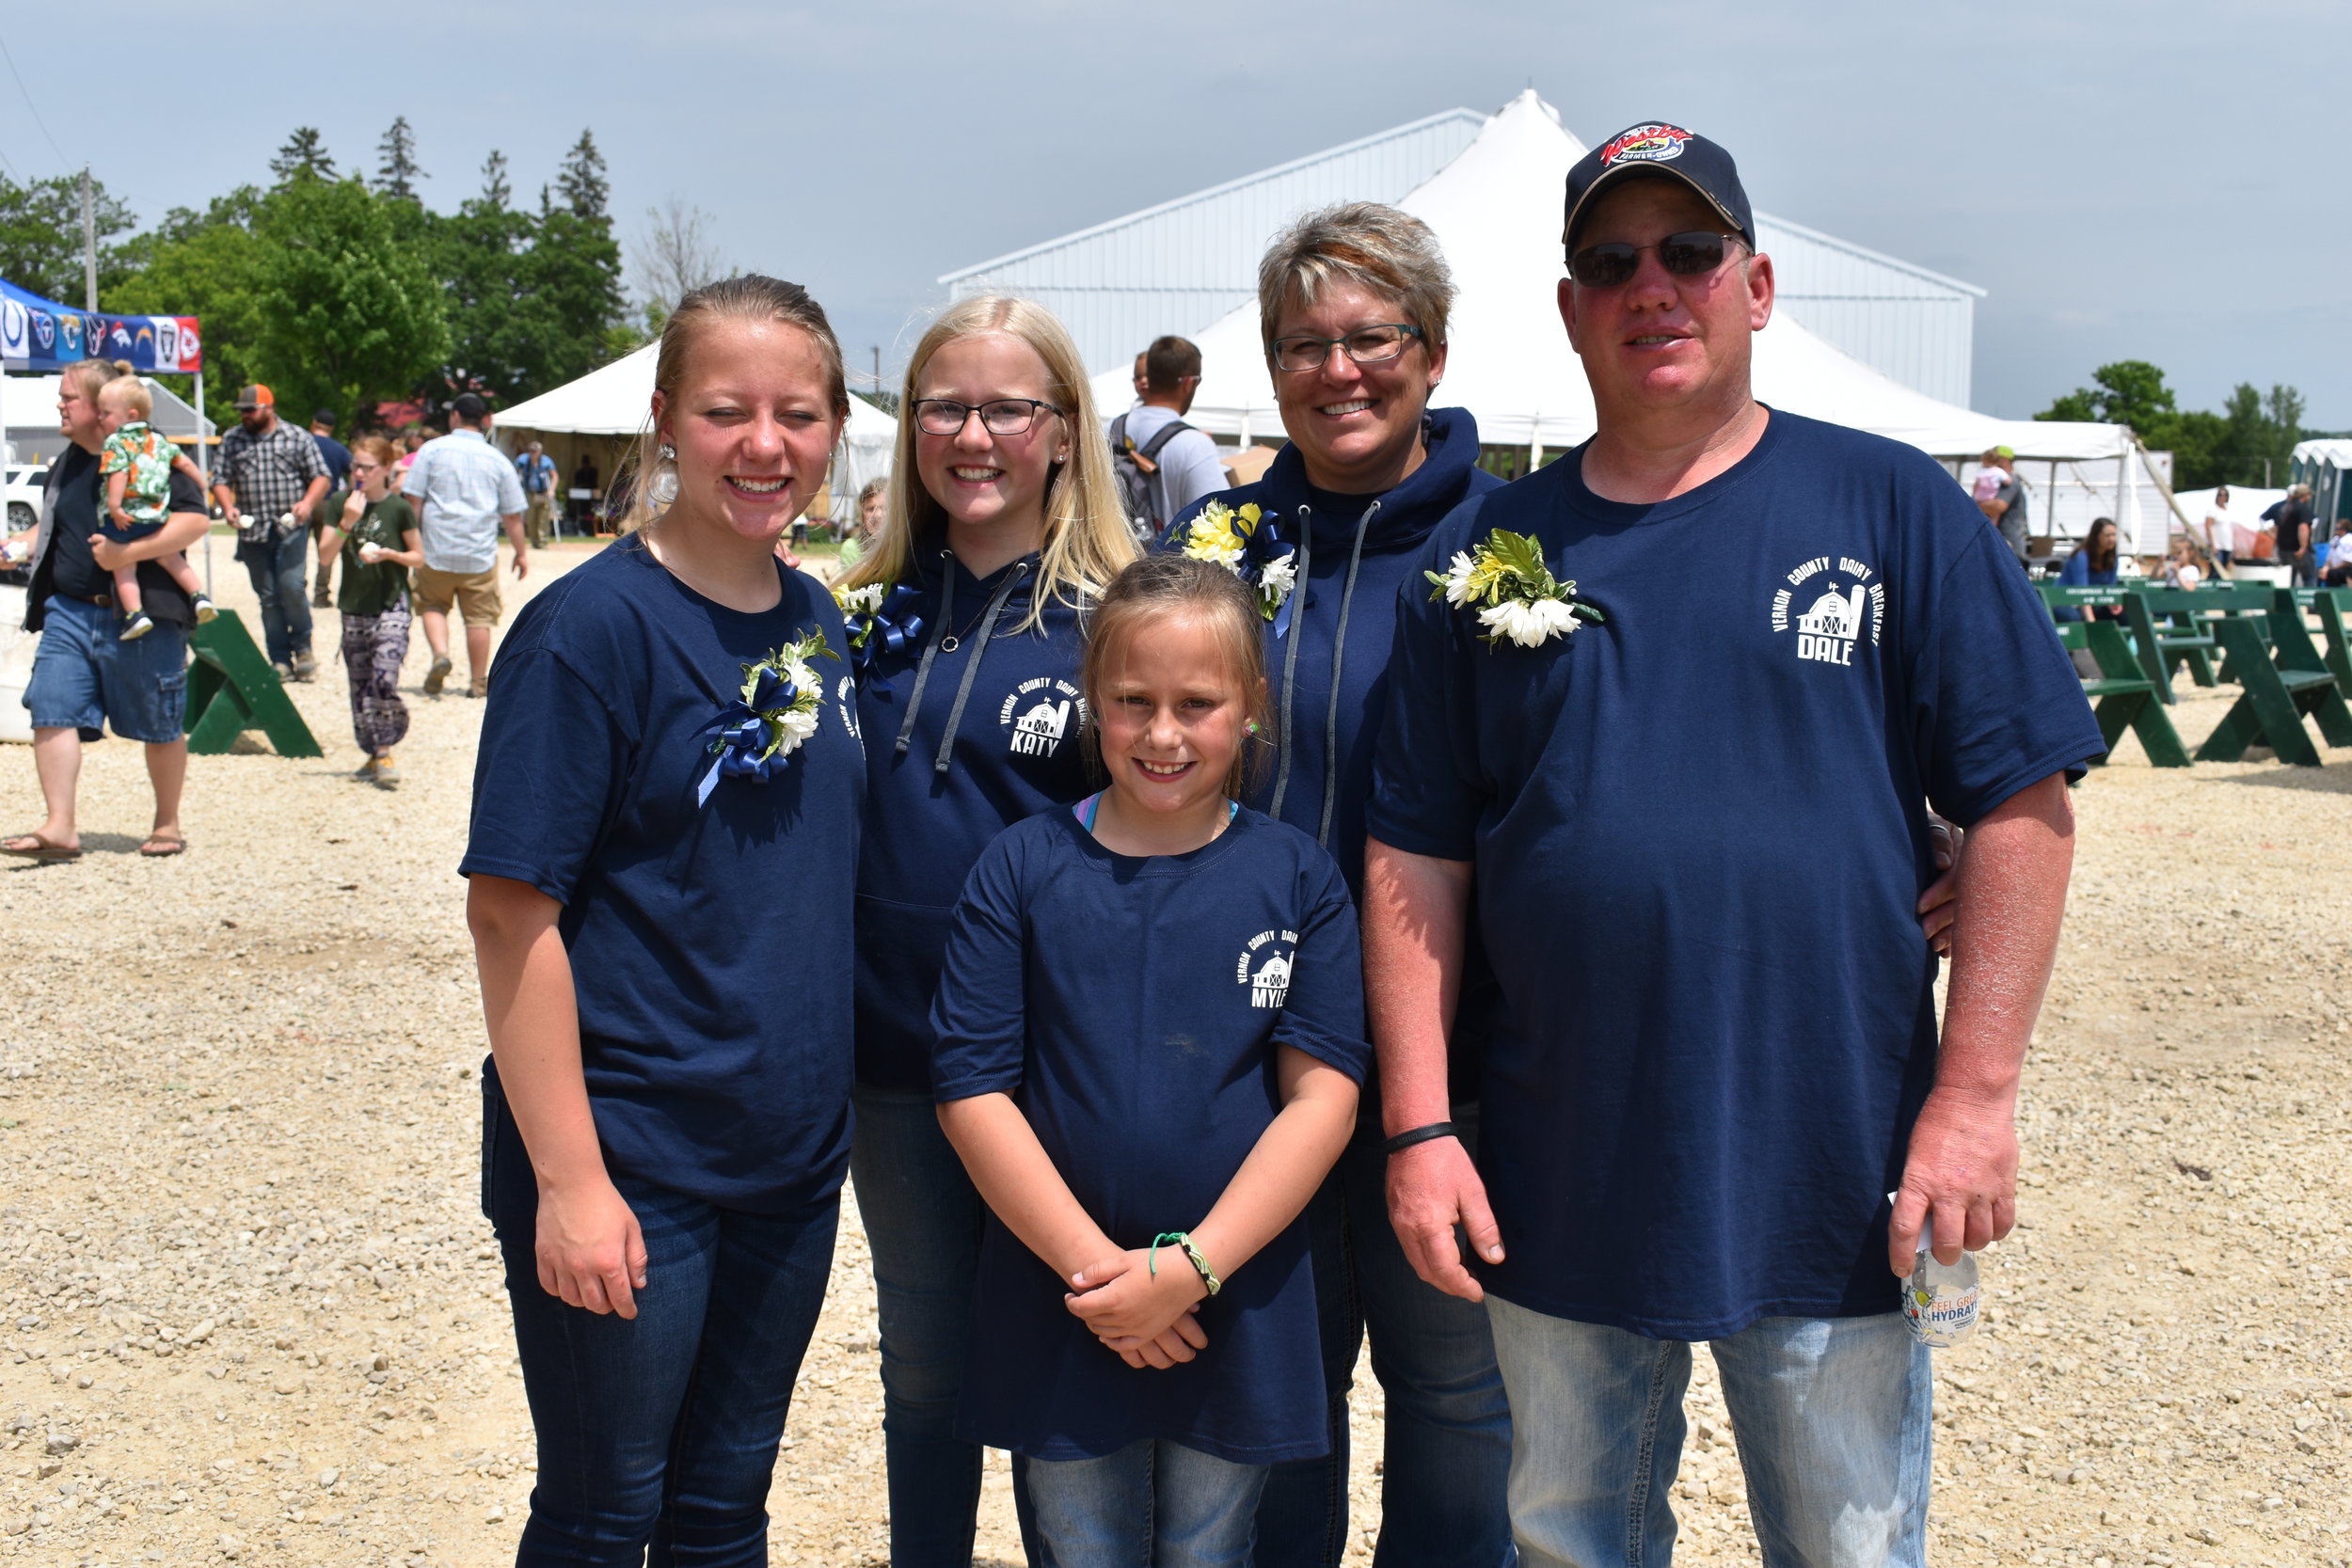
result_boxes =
[6,0,2344,425]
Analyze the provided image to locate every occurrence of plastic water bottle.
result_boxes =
[1892,1193,1979,1347]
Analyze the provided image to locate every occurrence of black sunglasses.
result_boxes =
[1567,230,1745,289]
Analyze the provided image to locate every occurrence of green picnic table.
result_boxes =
[2034,586,2189,768]
[2191,590,2352,766]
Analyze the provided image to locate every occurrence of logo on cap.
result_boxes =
[1600,123,1692,166]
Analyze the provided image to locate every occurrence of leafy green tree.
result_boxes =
[2039,360,2309,489]
[246,178,448,428]
[0,171,139,303]
[374,118,426,201]
[270,127,338,184]
[104,188,271,428]
[2037,360,2177,433]
[478,150,512,212]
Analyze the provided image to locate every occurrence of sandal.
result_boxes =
[138,832,186,858]
[1,832,82,862]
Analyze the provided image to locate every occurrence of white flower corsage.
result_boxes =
[1427,528,1605,648]
[697,629,834,804]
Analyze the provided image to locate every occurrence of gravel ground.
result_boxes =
[0,543,2344,1566]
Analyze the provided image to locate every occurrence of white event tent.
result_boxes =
[1095,92,2174,548]
[492,341,898,520]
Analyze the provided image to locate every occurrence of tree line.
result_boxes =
[0,119,630,434]
[2037,362,2312,490]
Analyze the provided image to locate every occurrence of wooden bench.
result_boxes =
[2192,591,2352,766]
[184,610,323,758]
[2033,598,2191,768]
[2296,587,2352,697]
[2119,584,2278,699]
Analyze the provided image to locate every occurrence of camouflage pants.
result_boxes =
[339,598,412,756]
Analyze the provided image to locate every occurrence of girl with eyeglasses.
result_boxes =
[314,436,422,787]
[834,293,1136,1565]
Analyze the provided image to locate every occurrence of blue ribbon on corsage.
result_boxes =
[845,584,928,690]
[1237,513,1299,638]
[694,634,833,805]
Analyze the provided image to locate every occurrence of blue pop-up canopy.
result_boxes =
[0,275,201,374]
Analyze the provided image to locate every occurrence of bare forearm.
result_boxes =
[1362,838,1471,1134]
[1190,1055,1356,1283]
[1938,774,2074,1103]
[938,1094,1118,1279]
[504,515,527,552]
[468,878,603,1188]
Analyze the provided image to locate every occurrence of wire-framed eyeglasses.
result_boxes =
[1268,324,1425,374]
[912,398,1064,437]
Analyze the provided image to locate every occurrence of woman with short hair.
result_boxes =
[1165,199,1518,1568]
[836,293,1136,1565]
[465,274,864,1564]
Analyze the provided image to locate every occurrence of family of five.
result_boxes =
[463,122,2100,1568]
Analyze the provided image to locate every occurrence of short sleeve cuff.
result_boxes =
[1930,744,2103,829]
[932,1067,1024,1104]
[1361,804,1477,863]
[455,852,575,908]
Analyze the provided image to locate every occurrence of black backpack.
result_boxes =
[1107,412,1194,545]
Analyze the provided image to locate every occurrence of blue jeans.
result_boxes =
[1027,1439,1267,1568]
[1484,1298,1931,1568]
[485,1084,838,1566]
[1257,1106,1515,1567]
[236,527,311,665]
[850,1085,1040,1566]
[24,595,187,742]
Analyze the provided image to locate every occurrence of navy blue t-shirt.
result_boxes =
[1368,410,2104,1338]
[311,431,352,490]
[852,548,1093,1091]
[930,805,1368,1464]
[462,540,865,1213]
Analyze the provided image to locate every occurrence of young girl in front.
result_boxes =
[932,555,1368,1568]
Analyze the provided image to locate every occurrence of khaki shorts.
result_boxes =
[412,565,502,626]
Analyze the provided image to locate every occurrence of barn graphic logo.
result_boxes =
[1771,556,1885,668]
[999,676,1082,759]
[1236,928,1297,1009]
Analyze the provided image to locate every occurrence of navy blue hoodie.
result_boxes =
[851,546,1092,1091]
[1167,406,1501,894]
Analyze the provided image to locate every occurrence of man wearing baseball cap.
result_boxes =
[1979,445,2031,562]
[1363,122,2101,1565]
[213,383,331,678]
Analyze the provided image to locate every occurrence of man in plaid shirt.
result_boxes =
[211,383,330,677]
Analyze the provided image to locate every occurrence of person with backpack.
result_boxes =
[1107,334,1230,545]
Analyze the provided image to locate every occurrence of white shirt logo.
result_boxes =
[1236,929,1298,1009]
[837,674,861,740]
[999,676,1084,758]
[1772,556,1884,668]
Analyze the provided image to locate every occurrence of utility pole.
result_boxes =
[80,167,97,310]
[871,345,881,395]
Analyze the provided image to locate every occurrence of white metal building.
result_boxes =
[943,94,1985,407]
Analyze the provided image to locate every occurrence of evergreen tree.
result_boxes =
[374,117,426,200]
[479,150,512,211]
[555,130,610,222]
[270,127,337,183]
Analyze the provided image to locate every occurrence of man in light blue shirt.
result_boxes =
[402,392,527,697]
[515,439,558,549]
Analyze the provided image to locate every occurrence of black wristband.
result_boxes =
[1382,1121,1459,1157]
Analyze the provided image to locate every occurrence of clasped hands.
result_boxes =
[1063,1246,1209,1370]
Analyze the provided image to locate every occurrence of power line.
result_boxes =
[0,35,68,169]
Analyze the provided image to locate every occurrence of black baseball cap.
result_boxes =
[1563,122,1756,254]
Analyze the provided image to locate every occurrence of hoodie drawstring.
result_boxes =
[893,550,958,758]
[930,562,1028,775]
[1268,507,1311,819]
[1316,499,1380,847]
